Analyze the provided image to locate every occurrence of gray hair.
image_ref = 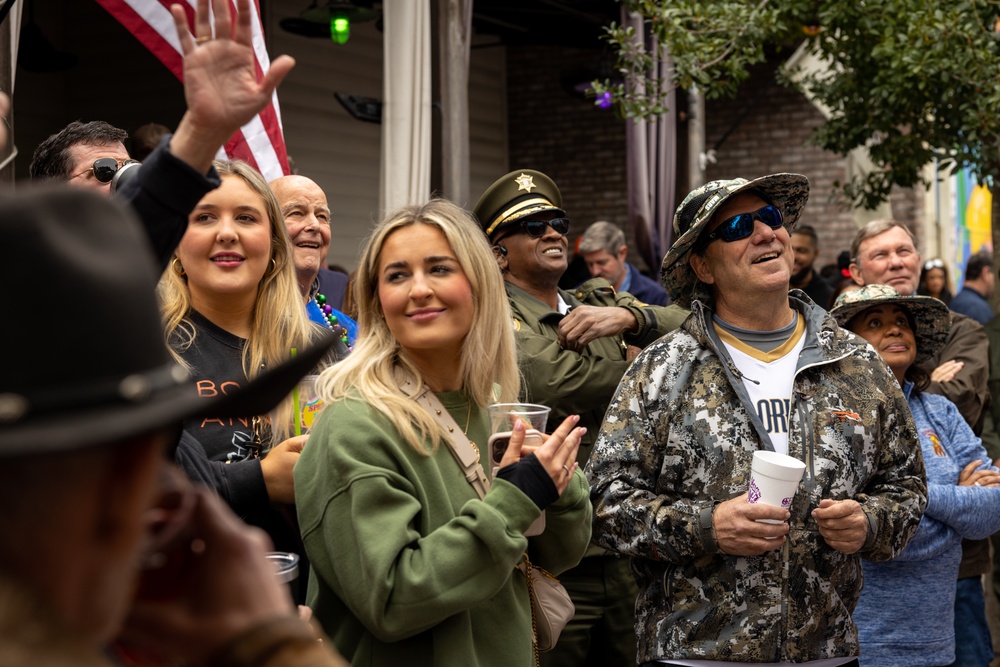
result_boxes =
[579,220,625,255]
[850,219,916,266]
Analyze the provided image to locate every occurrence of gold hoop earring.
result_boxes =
[171,257,186,276]
[266,258,277,275]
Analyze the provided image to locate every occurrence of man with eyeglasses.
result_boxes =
[848,218,992,667]
[29,120,136,193]
[474,169,686,667]
[588,175,926,666]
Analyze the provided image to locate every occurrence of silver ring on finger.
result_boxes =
[562,464,571,474]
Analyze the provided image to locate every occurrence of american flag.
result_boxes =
[94,0,290,181]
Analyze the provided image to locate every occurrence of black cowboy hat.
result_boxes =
[0,187,333,456]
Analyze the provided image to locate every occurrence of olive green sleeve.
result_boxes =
[572,277,689,347]
[616,300,689,347]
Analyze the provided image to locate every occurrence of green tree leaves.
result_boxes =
[599,0,1000,208]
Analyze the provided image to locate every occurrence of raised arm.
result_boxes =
[123,0,296,269]
[167,0,294,173]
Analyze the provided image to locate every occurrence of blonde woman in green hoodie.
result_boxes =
[295,199,592,667]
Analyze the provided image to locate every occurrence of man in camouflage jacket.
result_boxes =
[588,174,927,665]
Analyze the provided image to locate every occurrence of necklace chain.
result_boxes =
[314,292,352,350]
[461,398,478,459]
[433,393,479,459]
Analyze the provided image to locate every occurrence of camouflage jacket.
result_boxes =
[587,292,927,663]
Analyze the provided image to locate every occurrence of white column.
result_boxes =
[380,0,432,215]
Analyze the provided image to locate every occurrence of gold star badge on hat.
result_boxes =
[514,173,535,193]
[475,169,564,236]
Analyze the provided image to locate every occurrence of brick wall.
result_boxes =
[506,46,923,275]
[889,186,926,249]
[506,45,628,232]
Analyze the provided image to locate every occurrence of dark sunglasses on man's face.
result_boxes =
[702,205,784,246]
[74,157,140,184]
[515,217,571,238]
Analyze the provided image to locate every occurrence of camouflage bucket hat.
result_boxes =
[830,284,951,365]
[660,173,810,308]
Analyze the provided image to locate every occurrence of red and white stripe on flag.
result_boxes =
[94,0,290,181]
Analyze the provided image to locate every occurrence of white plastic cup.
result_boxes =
[748,450,806,523]
[486,403,550,434]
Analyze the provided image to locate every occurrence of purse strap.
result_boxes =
[395,368,491,500]
[396,370,549,667]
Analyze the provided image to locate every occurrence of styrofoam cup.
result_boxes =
[748,450,806,523]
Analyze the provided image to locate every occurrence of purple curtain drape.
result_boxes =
[623,8,676,275]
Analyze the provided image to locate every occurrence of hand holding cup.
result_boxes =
[487,403,551,471]
[713,493,789,555]
[747,450,806,521]
[712,450,805,554]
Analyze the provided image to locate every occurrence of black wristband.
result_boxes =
[495,453,560,510]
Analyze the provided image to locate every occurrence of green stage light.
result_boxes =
[331,14,350,44]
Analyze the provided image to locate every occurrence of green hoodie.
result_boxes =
[295,389,592,667]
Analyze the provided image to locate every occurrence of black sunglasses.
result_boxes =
[701,205,784,247]
[498,217,571,241]
[73,157,140,184]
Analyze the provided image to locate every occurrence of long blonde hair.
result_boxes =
[316,199,520,454]
[158,160,316,443]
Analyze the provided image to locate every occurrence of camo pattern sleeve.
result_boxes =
[586,326,729,562]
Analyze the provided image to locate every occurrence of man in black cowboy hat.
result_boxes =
[0,187,346,667]
[588,174,926,666]
[474,169,686,667]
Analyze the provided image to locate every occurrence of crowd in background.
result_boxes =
[4,1,1000,667]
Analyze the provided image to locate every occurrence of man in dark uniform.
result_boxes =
[474,169,687,667]
[789,225,834,308]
